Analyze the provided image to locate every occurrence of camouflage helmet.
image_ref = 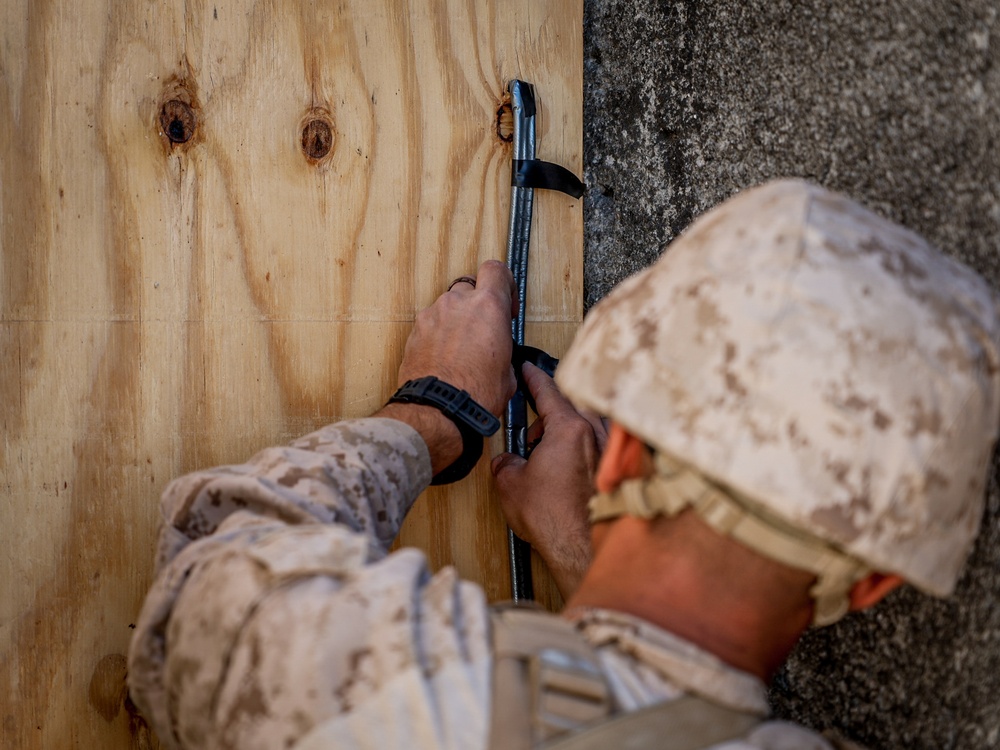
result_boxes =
[558,179,1000,605]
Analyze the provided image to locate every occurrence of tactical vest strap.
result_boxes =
[488,604,761,750]
[489,605,612,750]
[540,694,760,750]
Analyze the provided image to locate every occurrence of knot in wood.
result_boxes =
[160,100,196,144]
[302,118,334,161]
[496,102,514,142]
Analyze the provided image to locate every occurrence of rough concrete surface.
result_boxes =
[582,2,1000,748]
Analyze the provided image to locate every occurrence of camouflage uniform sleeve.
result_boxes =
[127,418,493,750]
[154,417,433,567]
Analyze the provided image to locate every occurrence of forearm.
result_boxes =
[131,434,492,750]
[156,417,433,568]
[132,415,478,748]
[376,402,463,477]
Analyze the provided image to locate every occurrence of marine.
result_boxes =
[128,179,1000,749]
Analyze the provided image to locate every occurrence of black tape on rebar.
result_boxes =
[512,160,585,199]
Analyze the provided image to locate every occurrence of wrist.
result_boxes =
[543,544,592,600]
[377,402,464,477]
[384,376,501,485]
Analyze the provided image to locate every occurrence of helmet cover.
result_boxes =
[558,179,1000,596]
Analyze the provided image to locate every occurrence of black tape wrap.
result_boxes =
[512,160,585,199]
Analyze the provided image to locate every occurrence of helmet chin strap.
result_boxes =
[588,453,870,627]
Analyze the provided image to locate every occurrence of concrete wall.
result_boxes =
[583,2,1000,748]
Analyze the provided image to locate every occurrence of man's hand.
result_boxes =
[491,363,608,599]
[379,261,517,476]
[397,260,517,415]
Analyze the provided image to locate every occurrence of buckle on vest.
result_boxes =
[530,648,611,741]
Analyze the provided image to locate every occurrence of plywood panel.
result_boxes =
[0,1,582,747]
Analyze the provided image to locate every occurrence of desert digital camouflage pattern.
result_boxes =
[128,417,848,749]
[558,179,1000,597]
[128,418,496,750]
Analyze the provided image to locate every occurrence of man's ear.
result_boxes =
[848,572,905,612]
[595,423,648,493]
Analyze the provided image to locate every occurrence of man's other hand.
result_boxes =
[491,363,608,599]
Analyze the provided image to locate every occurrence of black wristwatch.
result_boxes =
[387,376,501,485]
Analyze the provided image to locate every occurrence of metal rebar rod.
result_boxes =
[504,80,537,601]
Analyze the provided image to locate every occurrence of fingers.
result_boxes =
[443,260,519,323]
[399,260,517,415]
[475,260,519,318]
[446,276,477,293]
[491,452,530,520]
[523,362,577,421]
[491,452,525,481]
[445,261,513,300]
[476,259,516,298]
[579,410,610,454]
[444,261,517,324]
[519,362,608,461]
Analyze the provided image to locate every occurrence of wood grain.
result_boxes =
[0,1,582,747]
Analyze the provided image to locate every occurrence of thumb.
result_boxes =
[490,452,527,485]
[491,452,531,532]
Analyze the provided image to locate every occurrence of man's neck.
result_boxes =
[563,515,814,681]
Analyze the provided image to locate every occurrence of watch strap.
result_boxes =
[388,376,500,485]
